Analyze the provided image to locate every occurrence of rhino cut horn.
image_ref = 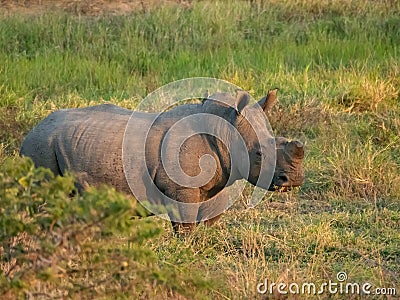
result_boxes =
[286,140,304,159]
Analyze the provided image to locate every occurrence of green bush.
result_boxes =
[0,157,217,299]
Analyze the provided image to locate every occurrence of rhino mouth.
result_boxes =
[268,172,304,192]
[268,178,303,192]
[268,185,292,192]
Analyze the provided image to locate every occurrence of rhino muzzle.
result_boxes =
[268,138,305,191]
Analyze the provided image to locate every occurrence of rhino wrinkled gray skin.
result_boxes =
[20,89,304,233]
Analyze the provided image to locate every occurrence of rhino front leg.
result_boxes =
[202,214,222,226]
[166,188,201,235]
[198,189,229,226]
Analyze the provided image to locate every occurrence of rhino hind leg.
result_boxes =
[20,134,61,176]
[53,145,90,193]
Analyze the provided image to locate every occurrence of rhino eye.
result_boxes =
[256,150,263,157]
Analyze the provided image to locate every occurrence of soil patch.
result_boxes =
[0,0,186,16]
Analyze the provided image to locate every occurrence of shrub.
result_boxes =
[0,157,216,299]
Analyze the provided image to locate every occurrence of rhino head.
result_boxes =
[204,88,305,192]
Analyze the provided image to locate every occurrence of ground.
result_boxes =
[1,0,185,15]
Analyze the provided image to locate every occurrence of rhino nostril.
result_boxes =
[278,175,289,184]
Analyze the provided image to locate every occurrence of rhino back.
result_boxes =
[21,104,139,193]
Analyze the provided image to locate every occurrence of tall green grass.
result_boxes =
[0,1,398,101]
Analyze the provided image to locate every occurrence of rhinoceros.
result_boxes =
[20,89,304,233]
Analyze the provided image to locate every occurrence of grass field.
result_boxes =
[0,0,399,299]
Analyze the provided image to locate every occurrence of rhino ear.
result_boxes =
[258,88,279,113]
[234,90,250,113]
[285,140,305,160]
[202,90,209,104]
